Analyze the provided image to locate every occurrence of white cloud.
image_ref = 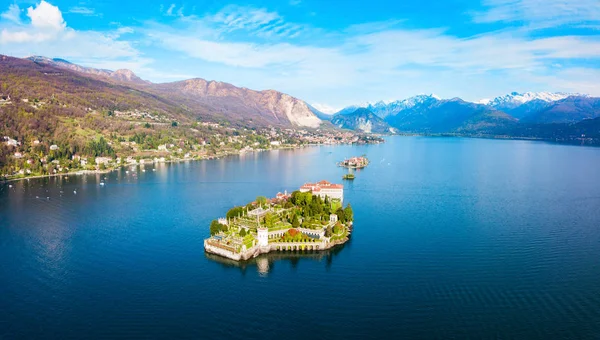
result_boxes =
[310,103,338,114]
[1,1,67,43]
[473,0,600,28]
[145,10,600,106]
[68,6,99,16]
[1,1,599,107]
[150,23,600,72]
[0,1,138,59]
[27,0,65,30]
[166,4,176,16]
[1,4,21,24]
[524,67,600,95]
[210,5,304,38]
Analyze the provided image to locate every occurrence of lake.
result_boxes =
[2,136,600,338]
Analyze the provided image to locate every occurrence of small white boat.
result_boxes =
[73,190,77,194]
[100,182,105,186]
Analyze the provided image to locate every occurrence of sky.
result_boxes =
[0,0,599,112]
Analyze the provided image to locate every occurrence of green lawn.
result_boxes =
[331,199,342,212]
[242,235,255,249]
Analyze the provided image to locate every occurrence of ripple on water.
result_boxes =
[2,137,600,338]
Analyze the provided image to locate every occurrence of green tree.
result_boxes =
[239,228,247,237]
[226,206,244,219]
[219,223,228,233]
[333,222,342,234]
[292,214,300,228]
[264,212,277,228]
[344,203,353,222]
[336,207,346,223]
[290,190,301,205]
[325,226,333,237]
[210,220,221,235]
[256,196,268,206]
[310,195,323,215]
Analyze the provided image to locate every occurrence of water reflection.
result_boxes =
[204,241,349,275]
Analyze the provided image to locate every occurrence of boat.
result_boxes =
[342,173,355,180]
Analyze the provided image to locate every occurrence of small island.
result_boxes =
[342,173,355,180]
[338,156,369,169]
[204,180,353,261]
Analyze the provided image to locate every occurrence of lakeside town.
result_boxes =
[1,121,384,181]
[204,180,353,261]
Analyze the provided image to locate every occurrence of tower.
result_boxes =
[257,227,269,248]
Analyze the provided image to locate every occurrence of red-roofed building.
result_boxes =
[275,190,291,200]
[300,180,344,202]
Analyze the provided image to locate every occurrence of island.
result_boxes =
[338,156,369,169]
[204,180,353,261]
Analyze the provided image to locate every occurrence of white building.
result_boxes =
[3,137,19,147]
[248,206,270,218]
[257,227,269,247]
[50,145,59,151]
[300,180,344,203]
[95,157,111,165]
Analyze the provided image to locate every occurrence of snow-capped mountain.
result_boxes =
[482,92,591,120]
[326,91,598,133]
[334,94,441,119]
[366,94,441,118]
[335,105,364,116]
[485,92,587,110]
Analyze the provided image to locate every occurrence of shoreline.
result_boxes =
[0,146,293,184]
[205,236,350,262]
[0,143,345,184]
[4,133,597,185]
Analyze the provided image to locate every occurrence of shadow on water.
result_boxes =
[204,239,351,276]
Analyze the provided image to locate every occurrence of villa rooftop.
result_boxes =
[300,180,344,190]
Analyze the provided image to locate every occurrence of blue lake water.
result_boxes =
[2,136,600,338]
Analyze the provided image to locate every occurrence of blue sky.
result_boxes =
[1,0,599,112]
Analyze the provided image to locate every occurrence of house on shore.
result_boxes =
[300,180,344,203]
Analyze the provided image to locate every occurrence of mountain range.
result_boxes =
[321,92,600,137]
[2,54,600,144]
[19,55,323,128]
[331,108,395,134]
